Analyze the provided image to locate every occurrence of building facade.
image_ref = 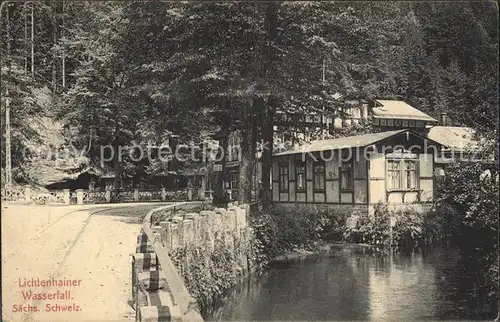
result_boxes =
[271,130,442,217]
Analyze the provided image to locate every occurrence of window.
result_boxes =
[340,159,353,190]
[227,134,240,161]
[387,160,402,189]
[295,160,306,191]
[279,163,289,192]
[230,173,238,189]
[313,161,325,191]
[386,155,418,190]
[230,136,240,161]
[404,160,417,189]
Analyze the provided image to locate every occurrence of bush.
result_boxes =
[343,202,448,253]
[391,209,423,252]
[170,237,245,316]
[434,159,498,308]
[250,205,344,265]
[315,210,346,241]
[343,203,391,250]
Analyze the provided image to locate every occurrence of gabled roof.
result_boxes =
[274,129,441,156]
[427,126,478,152]
[372,100,438,123]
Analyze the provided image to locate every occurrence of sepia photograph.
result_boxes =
[1,1,498,321]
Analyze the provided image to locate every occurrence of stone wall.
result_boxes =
[162,205,256,316]
[132,202,254,322]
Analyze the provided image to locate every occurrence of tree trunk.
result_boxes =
[24,5,28,72]
[113,143,121,191]
[259,3,279,209]
[250,101,258,201]
[238,99,257,204]
[52,4,57,96]
[168,135,179,189]
[213,129,228,200]
[261,97,276,209]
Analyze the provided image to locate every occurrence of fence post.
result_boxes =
[76,189,84,205]
[63,189,70,205]
[25,187,31,202]
[161,188,166,202]
[105,189,111,203]
[134,188,139,202]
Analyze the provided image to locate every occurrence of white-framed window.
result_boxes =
[386,151,419,190]
[226,133,240,161]
[295,160,306,191]
[279,163,289,192]
[313,161,325,191]
[230,173,238,190]
[340,159,353,191]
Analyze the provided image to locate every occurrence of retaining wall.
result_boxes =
[132,202,253,322]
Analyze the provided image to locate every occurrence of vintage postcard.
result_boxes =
[1,1,498,321]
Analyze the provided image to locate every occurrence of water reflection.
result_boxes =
[209,247,497,321]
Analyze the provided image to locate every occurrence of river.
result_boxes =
[208,245,497,321]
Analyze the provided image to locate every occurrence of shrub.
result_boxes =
[170,238,244,316]
[343,202,447,253]
[391,209,423,252]
[434,158,498,307]
[343,203,391,250]
[250,205,344,264]
[315,210,346,241]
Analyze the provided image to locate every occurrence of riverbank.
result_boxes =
[270,241,381,264]
[270,242,331,263]
[209,246,498,321]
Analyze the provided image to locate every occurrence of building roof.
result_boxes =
[274,130,410,156]
[372,100,438,123]
[427,126,478,152]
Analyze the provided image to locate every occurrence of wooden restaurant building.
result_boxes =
[271,129,443,216]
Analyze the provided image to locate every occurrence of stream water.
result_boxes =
[208,245,497,321]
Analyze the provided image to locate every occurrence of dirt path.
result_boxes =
[1,203,174,322]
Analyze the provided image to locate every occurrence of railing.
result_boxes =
[32,191,66,205]
[1,187,25,201]
[88,190,107,203]
[111,190,135,203]
[138,190,162,202]
[1,187,200,205]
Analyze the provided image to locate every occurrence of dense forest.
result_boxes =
[1,1,498,198]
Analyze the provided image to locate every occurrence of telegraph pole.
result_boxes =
[2,1,13,186]
[31,2,34,77]
[5,90,12,186]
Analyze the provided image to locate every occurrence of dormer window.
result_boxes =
[371,99,438,131]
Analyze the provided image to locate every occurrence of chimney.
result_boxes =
[440,112,447,125]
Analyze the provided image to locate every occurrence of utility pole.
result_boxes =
[3,2,13,186]
[5,91,12,187]
[62,1,66,88]
[31,2,34,77]
[322,59,327,139]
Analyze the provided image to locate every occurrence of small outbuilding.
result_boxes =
[271,129,443,216]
